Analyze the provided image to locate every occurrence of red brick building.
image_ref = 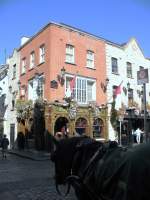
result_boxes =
[18,22,108,140]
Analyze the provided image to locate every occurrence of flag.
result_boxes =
[114,81,123,111]
[65,75,76,98]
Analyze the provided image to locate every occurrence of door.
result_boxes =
[10,123,15,149]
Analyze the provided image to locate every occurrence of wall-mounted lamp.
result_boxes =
[9,85,12,93]
[57,66,66,86]
[0,87,2,96]
[100,78,109,93]
[34,72,40,80]
[17,80,21,89]
[127,82,130,90]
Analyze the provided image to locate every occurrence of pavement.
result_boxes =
[8,149,51,161]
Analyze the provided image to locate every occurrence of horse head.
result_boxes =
[51,136,88,184]
[50,135,103,199]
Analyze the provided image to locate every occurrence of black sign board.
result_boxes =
[50,80,58,89]
[137,69,149,85]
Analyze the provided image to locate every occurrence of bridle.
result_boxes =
[64,141,119,200]
[54,137,118,199]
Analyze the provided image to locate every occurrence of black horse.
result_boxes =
[51,136,150,200]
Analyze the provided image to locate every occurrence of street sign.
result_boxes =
[137,69,149,85]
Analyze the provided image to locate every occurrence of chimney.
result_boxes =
[21,37,30,45]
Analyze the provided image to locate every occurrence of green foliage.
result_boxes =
[15,99,33,120]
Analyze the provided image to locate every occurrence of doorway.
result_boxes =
[10,123,15,149]
[54,117,69,135]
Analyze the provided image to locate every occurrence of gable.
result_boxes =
[123,38,144,59]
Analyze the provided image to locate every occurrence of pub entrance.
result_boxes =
[54,117,69,135]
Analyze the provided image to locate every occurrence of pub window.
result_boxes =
[75,118,87,136]
[93,118,104,138]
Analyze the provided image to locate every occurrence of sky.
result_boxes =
[0,0,150,63]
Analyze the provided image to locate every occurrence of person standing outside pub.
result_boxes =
[135,128,143,144]
[1,134,9,159]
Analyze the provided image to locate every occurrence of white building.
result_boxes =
[0,64,9,137]
[5,49,20,148]
[106,38,150,141]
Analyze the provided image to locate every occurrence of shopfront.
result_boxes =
[45,101,108,140]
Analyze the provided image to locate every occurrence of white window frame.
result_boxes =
[111,57,118,74]
[65,44,75,64]
[86,50,94,69]
[30,51,35,69]
[21,58,26,74]
[39,45,45,64]
[65,75,96,104]
[36,75,44,99]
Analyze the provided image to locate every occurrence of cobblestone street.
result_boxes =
[0,153,77,200]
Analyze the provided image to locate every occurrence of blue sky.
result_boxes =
[0,0,150,63]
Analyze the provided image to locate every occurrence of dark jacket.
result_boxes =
[1,138,9,149]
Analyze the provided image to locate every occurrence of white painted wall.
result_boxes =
[5,49,20,148]
[106,38,150,141]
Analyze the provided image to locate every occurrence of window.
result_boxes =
[127,62,132,78]
[12,64,16,79]
[111,57,118,74]
[36,76,44,98]
[86,50,94,68]
[66,76,96,104]
[93,118,104,138]
[28,80,34,101]
[87,81,93,101]
[39,45,45,63]
[65,44,74,63]
[30,51,35,69]
[75,118,87,136]
[21,58,26,74]
[128,88,133,103]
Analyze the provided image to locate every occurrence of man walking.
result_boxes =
[1,134,9,159]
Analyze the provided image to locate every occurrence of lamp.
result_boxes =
[57,66,66,86]
[17,80,21,89]
[127,82,130,90]
[9,85,12,93]
[101,78,109,92]
[0,87,2,96]
[34,72,40,80]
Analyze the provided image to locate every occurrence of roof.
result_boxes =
[18,21,123,50]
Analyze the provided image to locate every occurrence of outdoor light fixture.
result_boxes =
[127,82,130,90]
[100,78,109,93]
[17,80,21,89]
[34,72,40,80]
[9,85,12,93]
[57,66,66,86]
[0,87,2,96]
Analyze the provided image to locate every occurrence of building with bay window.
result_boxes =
[17,22,108,147]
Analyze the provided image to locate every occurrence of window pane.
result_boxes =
[111,57,118,73]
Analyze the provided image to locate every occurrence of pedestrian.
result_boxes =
[135,128,143,144]
[1,134,9,159]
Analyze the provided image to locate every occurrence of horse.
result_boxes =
[51,136,150,200]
